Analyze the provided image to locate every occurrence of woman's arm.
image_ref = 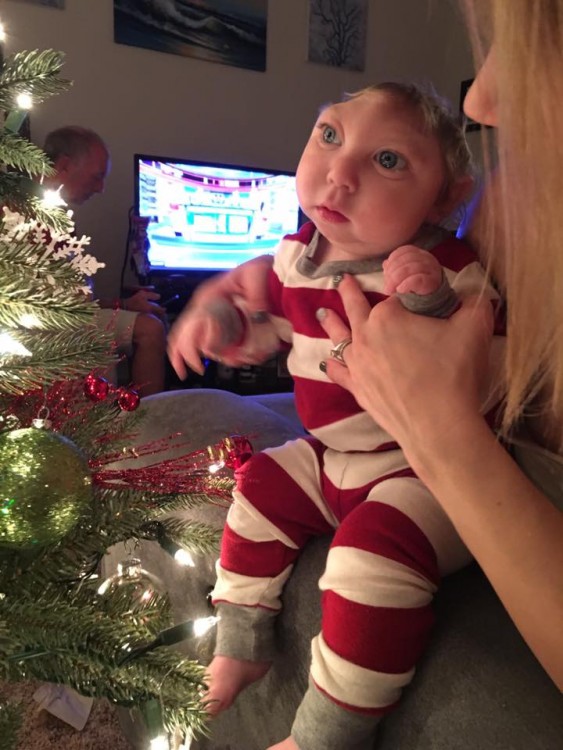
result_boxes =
[408,413,563,691]
[319,276,563,689]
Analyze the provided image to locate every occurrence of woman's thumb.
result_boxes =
[458,294,495,338]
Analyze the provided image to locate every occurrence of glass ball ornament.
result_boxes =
[117,388,140,412]
[84,373,110,402]
[98,556,164,609]
[0,427,92,549]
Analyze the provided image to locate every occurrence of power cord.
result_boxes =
[119,206,136,296]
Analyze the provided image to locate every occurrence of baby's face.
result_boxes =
[296,90,449,261]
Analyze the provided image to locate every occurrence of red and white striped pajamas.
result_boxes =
[211,222,503,749]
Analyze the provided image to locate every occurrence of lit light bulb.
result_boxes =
[208,460,225,474]
[18,313,41,329]
[0,332,31,357]
[15,92,32,110]
[149,736,169,750]
[174,548,195,567]
[42,186,66,208]
[192,615,219,638]
[0,22,6,42]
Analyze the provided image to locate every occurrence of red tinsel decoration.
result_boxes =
[91,435,253,500]
[4,377,254,504]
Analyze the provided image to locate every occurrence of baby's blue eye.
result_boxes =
[376,150,406,170]
[321,125,340,144]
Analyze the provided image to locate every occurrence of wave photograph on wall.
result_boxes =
[114,0,268,72]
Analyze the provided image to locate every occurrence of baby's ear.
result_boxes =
[429,175,475,223]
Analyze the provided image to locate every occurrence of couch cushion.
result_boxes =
[140,389,304,455]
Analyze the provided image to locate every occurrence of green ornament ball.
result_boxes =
[0,427,92,549]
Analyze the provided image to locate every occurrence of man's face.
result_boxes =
[57,142,110,206]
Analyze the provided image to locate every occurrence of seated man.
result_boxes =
[42,126,166,396]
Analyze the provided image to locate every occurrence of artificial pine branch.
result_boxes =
[0,286,99,332]
[145,490,232,514]
[0,50,71,108]
[0,132,54,177]
[0,702,21,750]
[145,517,221,557]
[0,39,239,744]
[0,589,209,734]
[0,587,169,657]
[0,173,72,232]
[0,329,113,395]
[0,236,88,282]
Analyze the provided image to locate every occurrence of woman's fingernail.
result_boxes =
[250,311,269,324]
[319,360,327,373]
[316,308,327,321]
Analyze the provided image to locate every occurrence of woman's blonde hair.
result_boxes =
[464,0,563,448]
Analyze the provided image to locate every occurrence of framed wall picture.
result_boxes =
[114,0,268,72]
[307,0,368,72]
[14,0,65,7]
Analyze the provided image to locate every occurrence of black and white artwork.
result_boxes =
[16,0,64,7]
[307,0,368,72]
[114,0,268,72]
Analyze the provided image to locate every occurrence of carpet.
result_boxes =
[0,681,133,749]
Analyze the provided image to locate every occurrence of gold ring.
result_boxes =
[329,337,352,365]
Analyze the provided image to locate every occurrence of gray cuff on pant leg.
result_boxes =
[214,602,277,662]
[291,679,381,750]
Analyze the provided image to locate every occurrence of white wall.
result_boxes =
[1,0,477,298]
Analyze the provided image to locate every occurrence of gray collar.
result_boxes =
[295,225,451,279]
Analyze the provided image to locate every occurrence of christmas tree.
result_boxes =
[0,25,240,750]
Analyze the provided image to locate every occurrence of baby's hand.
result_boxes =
[382,244,443,296]
[168,303,238,379]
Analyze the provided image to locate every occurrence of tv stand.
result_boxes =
[148,269,219,316]
[165,352,293,397]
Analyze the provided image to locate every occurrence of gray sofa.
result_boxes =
[108,389,563,750]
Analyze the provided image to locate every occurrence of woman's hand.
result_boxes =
[319,274,494,459]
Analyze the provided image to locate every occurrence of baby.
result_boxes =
[170,82,503,750]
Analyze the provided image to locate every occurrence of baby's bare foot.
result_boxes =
[204,655,271,716]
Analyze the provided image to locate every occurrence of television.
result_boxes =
[134,154,303,275]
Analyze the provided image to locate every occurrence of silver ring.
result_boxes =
[329,337,352,365]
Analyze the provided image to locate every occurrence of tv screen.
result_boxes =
[134,155,302,273]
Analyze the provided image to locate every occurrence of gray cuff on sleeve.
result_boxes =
[213,602,277,662]
[205,299,245,348]
[397,272,459,319]
[291,679,381,750]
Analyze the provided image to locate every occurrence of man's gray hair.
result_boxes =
[43,126,107,163]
